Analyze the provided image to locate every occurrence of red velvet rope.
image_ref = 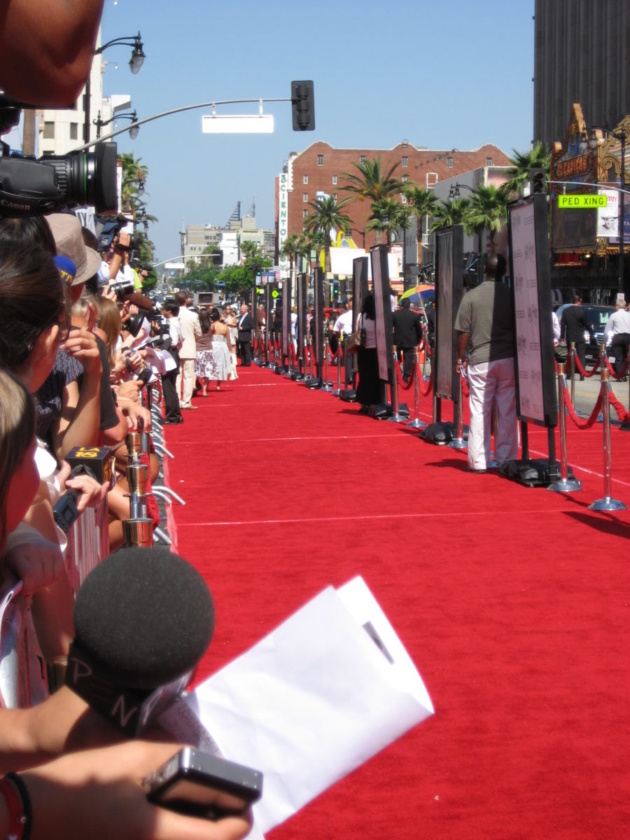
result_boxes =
[419,372,433,397]
[572,350,600,378]
[328,342,339,360]
[603,353,630,379]
[394,357,415,390]
[608,388,630,424]
[563,386,603,429]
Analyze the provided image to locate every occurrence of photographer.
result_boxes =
[160,300,184,424]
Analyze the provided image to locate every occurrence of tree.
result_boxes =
[119,152,148,216]
[404,184,438,261]
[341,156,402,203]
[464,184,508,250]
[503,142,552,197]
[430,198,471,233]
[366,198,412,248]
[303,194,352,274]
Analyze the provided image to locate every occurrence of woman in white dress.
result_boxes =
[224,306,239,380]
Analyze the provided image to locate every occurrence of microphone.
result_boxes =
[65,546,215,737]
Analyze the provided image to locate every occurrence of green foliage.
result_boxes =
[503,142,552,196]
[430,198,471,233]
[303,194,352,273]
[366,198,412,247]
[341,156,402,203]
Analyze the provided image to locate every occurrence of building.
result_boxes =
[180,205,274,268]
[533,0,630,148]
[275,140,511,276]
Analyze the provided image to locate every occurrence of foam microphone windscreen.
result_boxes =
[72,546,215,689]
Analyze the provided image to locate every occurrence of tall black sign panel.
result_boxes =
[509,196,557,427]
[352,257,369,374]
[370,245,393,382]
[435,226,464,400]
[312,268,325,370]
[264,284,273,350]
[281,278,292,359]
[297,273,307,363]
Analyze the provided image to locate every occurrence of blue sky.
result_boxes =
[102,0,535,263]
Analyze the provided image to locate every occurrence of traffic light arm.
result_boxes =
[547,179,630,197]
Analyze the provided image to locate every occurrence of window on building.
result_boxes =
[69,123,78,140]
[43,121,55,139]
[360,155,366,164]
[303,209,308,219]
[332,193,337,202]
[402,156,408,168]
[317,154,324,166]
[332,175,338,185]
[303,174,309,184]
[303,193,309,202]
[401,195,408,205]
[402,174,408,183]
[486,157,493,166]
[447,156,453,168]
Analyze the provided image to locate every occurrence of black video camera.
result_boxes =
[0,94,118,217]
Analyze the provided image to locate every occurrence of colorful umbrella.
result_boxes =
[399,284,435,306]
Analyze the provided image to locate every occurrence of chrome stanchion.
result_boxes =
[407,347,426,429]
[321,345,333,392]
[388,349,406,423]
[548,362,581,493]
[449,368,467,449]
[589,367,626,511]
[332,346,342,396]
[569,342,576,406]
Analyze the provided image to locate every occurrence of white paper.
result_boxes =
[181,577,434,834]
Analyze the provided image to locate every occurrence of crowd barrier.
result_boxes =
[0,380,183,709]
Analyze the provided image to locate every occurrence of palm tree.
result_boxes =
[119,152,148,216]
[281,234,302,279]
[366,198,412,248]
[341,156,402,204]
[464,185,508,250]
[503,142,552,197]
[404,184,439,264]
[430,198,471,233]
[303,194,352,274]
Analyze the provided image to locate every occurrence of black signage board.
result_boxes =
[435,226,464,401]
[281,278,291,360]
[370,245,393,382]
[312,268,325,372]
[297,273,307,366]
[509,196,557,427]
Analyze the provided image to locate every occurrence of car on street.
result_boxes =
[556,302,615,362]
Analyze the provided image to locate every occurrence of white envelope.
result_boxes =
[165,577,434,835]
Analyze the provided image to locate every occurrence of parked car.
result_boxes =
[556,303,615,362]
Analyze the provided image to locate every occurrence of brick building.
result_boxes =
[276,140,511,271]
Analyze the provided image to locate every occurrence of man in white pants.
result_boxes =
[454,253,518,473]
[174,290,201,409]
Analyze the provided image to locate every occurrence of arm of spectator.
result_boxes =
[455,331,469,374]
[107,232,130,283]
[120,400,152,433]
[14,740,252,840]
[115,379,143,402]
[52,330,102,460]
[0,0,104,106]
[102,406,129,447]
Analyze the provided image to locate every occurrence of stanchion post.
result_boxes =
[407,346,426,429]
[332,345,342,396]
[548,362,581,492]
[589,367,626,510]
[569,342,576,405]
[449,369,467,449]
[388,348,405,423]
[321,344,332,391]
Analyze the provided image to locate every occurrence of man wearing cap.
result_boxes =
[174,290,201,408]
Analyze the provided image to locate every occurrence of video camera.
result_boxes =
[0,94,118,217]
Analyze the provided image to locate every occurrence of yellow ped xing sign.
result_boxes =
[557,194,608,209]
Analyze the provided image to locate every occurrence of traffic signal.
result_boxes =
[291,81,315,131]
[530,168,546,195]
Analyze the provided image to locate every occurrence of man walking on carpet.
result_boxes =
[237,303,255,366]
[454,252,518,473]
[392,297,423,382]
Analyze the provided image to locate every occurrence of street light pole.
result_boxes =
[83,32,145,145]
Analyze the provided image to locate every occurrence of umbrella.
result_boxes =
[399,284,435,307]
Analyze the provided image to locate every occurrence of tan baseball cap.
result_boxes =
[45,213,101,286]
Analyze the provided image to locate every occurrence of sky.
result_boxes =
[101,0,536,264]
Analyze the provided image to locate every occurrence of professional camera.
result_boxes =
[0,93,118,217]
[110,278,135,302]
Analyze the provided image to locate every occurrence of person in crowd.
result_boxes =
[333,298,354,383]
[560,294,594,380]
[454,252,517,473]
[160,300,184,424]
[604,296,630,376]
[224,306,239,380]
[290,306,298,354]
[174,290,201,409]
[0,370,252,840]
[356,293,381,415]
[392,297,422,382]
[195,308,215,397]
[208,307,233,390]
[236,303,255,367]
[256,302,266,342]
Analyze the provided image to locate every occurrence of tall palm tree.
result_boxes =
[465,184,508,250]
[303,194,352,274]
[503,142,552,197]
[366,198,412,248]
[341,156,402,204]
[281,234,302,279]
[430,198,471,233]
[119,152,148,216]
[404,184,439,264]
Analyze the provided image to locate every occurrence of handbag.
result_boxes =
[347,315,363,355]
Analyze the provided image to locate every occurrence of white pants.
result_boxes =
[467,358,518,470]
[178,358,196,406]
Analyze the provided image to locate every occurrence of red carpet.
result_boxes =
[164,366,630,839]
